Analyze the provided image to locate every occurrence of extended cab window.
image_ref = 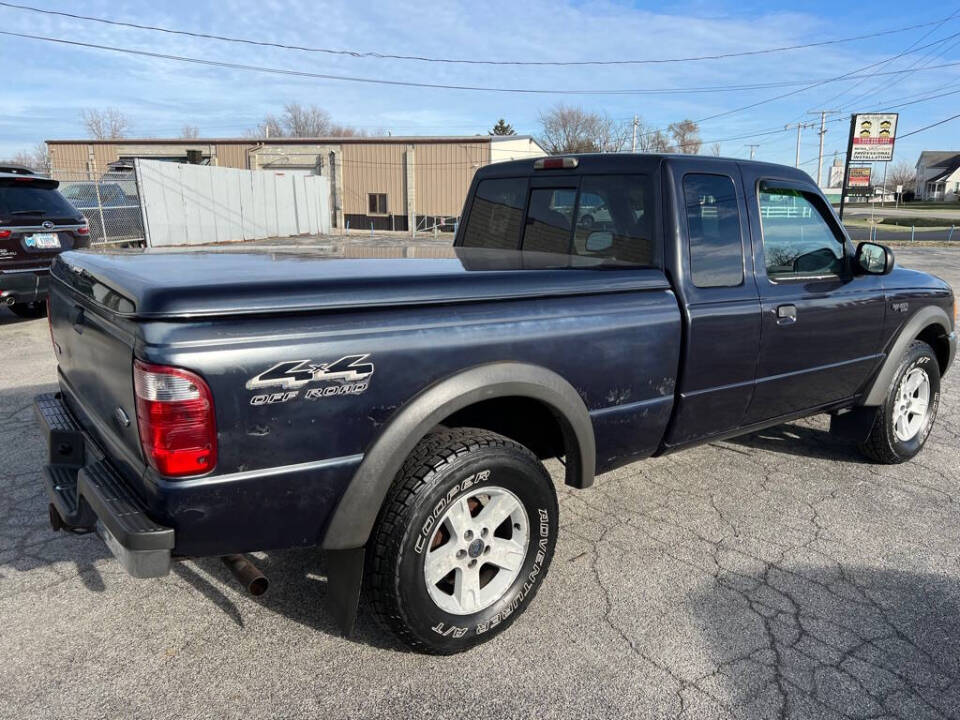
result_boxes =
[460,178,527,250]
[759,185,844,280]
[683,174,743,288]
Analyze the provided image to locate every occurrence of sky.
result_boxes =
[1,0,959,184]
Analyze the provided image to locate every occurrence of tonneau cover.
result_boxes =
[51,247,670,319]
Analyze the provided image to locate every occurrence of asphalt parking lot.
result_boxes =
[1,247,959,720]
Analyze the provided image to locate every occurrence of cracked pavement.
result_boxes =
[1,247,958,719]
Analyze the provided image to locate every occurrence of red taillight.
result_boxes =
[0,230,11,239]
[76,225,89,235]
[133,360,217,477]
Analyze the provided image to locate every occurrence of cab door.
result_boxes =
[664,162,761,446]
[740,170,886,423]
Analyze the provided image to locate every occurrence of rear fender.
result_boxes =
[320,362,595,635]
[322,362,595,552]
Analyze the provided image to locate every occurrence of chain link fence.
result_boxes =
[52,167,145,247]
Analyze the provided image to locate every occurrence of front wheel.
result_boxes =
[367,428,558,654]
[859,340,940,464]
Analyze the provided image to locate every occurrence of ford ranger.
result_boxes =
[33,154,956,653]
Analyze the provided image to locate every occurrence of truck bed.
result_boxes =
[47,247,683,556]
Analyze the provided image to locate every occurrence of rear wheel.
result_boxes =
[9,301,46,319]
[859,340,940,464]
[367,428,558,654]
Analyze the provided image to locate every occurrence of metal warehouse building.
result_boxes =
[46,135,546,231]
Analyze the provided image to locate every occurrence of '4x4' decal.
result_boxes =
[246,354,375,390]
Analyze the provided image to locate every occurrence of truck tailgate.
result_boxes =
[48,269,142,468]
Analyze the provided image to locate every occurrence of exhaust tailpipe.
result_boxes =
[2,296,15,306]
[221,553,269,596]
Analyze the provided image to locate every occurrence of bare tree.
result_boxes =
[537,104,630,154]
[282,103,332,137]
[647,129,674,153]
[82,108,131,140]
[5,142,50,174]
[248,103,367,138]
[669,119,701,154]
[885,159,916,190]
[180,125,200,139]
[709,143,722,157]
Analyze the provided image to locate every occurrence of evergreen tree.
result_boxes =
[490,119,517,136]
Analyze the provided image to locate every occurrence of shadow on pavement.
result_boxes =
[728,422,869,464]
[185,550,406,652]
[690,565,960,718]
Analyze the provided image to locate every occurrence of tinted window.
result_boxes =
[460,178,527,250]
[572,175,655,266]
[683,174,743,288]
[759,186,843,279]
[522,187,575,254]
[0,183,79,220]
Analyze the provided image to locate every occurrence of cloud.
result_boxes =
[0,0,957,166]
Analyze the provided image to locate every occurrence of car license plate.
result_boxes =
[25,233,61,249]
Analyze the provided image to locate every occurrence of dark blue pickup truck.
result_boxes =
[34,154,956,653]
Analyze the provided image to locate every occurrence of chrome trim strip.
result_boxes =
[0,266,50,274]
[3,224,85,232]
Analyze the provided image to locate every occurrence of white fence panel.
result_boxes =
[136,159,330,247]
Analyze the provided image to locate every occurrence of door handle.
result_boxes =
[776,304,797,324]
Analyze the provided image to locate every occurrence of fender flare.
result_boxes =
[862,306,953,406]
[321,362,595,551]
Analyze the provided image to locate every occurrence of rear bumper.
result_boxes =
[34,392,174,578]
[42,377,363,560]
[0,268,49,304]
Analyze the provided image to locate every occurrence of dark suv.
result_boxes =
[0,164,90,318]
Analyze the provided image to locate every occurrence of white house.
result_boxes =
[915,151,960,201]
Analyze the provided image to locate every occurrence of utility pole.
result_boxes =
[808,110,839,187]
[631,115,638,153]
[745,144,759,160]
[784,122,814,168]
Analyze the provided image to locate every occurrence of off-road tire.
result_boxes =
[859,340,940,464]
[367,428,558,654]
[9,302,46,319]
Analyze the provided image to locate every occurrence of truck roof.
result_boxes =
[477,152,815,185]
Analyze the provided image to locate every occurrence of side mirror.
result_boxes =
[855,242,894,275]
[585,231,614,253]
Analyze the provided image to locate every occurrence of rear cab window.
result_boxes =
[459,173,657,268]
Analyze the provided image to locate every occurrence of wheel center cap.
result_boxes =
[467,538,485,559]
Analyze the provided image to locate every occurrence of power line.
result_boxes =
[814,8,959,111]
[898,111,960,138]
[833,11,960,112]
[0,1,954,67]
[4,29,960,98]
[796,109,960,168]
[651,31,960,133]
